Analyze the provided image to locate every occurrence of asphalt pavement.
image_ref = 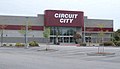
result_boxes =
[0,45,120,69]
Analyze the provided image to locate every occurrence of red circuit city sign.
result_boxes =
[44,10,84,27]
[54,13,78,23]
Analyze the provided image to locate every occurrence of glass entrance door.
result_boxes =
[50,36,74,44]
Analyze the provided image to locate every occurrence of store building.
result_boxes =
[0,10,113,44]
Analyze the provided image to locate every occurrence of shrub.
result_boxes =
[99,43,104,46]
[80,43,86,46]
[103,41,114,46]
[114,41,117,45]
[3,44,7,46]
[15,43,24,47]
[9,44,13,46]
[115,41,120,46]
[29,41,39,47]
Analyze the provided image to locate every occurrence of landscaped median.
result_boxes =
[87,52,115,56]
[1,41,39,48]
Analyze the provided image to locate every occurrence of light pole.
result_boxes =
[83,22,86,43]
[25,17,28,49]
[0,25,7,47]
[1,30,3,47]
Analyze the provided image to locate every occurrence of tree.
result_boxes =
[43,27,50,38]
[73,32,81,44]
[18,22,32,48]
[19,25,26,35]
[113,29,120,41]
[97,24,105,53]
[43,27,50,51]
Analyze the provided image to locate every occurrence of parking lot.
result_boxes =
[0,45,120,69]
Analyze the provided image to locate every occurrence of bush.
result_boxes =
[115,41,120,46]
[80,43,86,46]
[29,41,39,47]
[3,44,7,47]
[15,43,24,47]
[99,43,104,46]
[103,41,114,46]
[9,44,13,46]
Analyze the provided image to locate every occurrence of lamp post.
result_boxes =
[1,30,3,47]
[83,22,86,43]
[25,17,28,49]
[0,25,7,47]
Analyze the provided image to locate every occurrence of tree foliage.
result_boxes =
[19,24,32,35]
[43,27,50,38]
[19,25,26,35]
[73,32,81,39]
[73,32,81,44]
[43,27,50,51]
[113,29,120,41]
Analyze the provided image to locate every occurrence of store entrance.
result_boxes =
[49,26,81,44]
[50,37,74,44]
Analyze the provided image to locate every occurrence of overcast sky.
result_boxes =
[0,0,119,31]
